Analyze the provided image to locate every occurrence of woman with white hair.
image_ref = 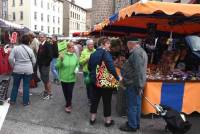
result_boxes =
[80,39,96,105]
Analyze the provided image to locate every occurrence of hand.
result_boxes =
[139,89,143,96]
[59,54,64,61]
[119,75,123,81]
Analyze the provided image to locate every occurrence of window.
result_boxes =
[70,12,72,18]
[41,26,44,31]
[58,28,60,34]
[41,13,43,21]
[34,25,37,30]
[53,16,55,23]
[12,0,15,6]
[72,12,74,18]
[34,0,37,6]
[13,12,15,20]
[53,27,55,34]
[58,7,59,12]
[41,0,43,8]
[48,26,50,33]
[47,15,50,22]
[20,11,23,20]
[53,5,55,11]
[20,0,23,5]
[47,3,50,9]
[34,12,37,20]
[58,17,60,24]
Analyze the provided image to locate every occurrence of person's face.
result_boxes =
[103,41,111,51]
[39,35,46,42]
[67,43,75,53]
[87,42,94,51]
[127,42,132,50]
[52,36,57,42]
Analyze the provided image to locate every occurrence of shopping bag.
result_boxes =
[96,61,119,89]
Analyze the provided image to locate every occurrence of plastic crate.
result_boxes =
[0,75,10,105]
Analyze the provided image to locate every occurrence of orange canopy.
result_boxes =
[119,1,200,20]
[91,1,200,36]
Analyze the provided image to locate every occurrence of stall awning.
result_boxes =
[119,1,200,19]
[91,1,200,37]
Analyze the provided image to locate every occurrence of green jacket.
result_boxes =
[56,52,79,82]
[79,48,95,73]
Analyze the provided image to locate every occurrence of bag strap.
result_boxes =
[21,45,32,64]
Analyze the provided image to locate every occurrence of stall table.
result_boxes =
[142,80,200,114]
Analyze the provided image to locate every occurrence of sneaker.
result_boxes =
[104,120,115,127]
[65,106,72,113]
[42,94,50,100]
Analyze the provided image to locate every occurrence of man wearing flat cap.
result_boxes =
[119,40,148,132]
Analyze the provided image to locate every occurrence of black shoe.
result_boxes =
[104,120,115,127]
[89,119,96,125]
[119,123,137,132]
[126,121,140,129]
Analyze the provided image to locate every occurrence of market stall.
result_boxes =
[90,1,200,114]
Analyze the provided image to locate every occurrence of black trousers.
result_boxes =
[90,85,113,117]
[61,82,75,107]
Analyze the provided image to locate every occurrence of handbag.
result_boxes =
[96,61,119,89]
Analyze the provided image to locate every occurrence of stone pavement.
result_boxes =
[0,73,199,134]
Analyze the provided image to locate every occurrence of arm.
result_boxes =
[79,50,88,65]
[56,58,63,69]
[103,51,119,81]
[30,50,36,66]
[129,52,148,89]
[8,48,15,67]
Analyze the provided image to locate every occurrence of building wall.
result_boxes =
[2,0,8,20]
[86,9,92,31]
[92,0,114,25]
[114,0,130,13]
[63,1,87,37]
[8,0,63,35]
[0,0,2,18]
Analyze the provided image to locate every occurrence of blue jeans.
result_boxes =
[10,73,32,105]
[50,58,59,80]
[125,86,142,129]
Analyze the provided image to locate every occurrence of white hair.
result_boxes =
[86,39,94,45]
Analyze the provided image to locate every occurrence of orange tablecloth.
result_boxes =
[142,81,200,114]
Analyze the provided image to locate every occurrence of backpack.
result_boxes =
[161,105,192,134]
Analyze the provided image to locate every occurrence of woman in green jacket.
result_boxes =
[56,42,79,113]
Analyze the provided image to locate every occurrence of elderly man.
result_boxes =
[80,39,96,105]
[28,32,41,83]
[37,33,53,100]
[119,40,148,132]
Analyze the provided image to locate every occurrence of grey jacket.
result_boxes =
[121,46,148,91]
[9,44,36,75]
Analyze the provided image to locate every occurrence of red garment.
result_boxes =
[0,47,12,74]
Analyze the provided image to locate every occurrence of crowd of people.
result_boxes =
[7,32,148,132]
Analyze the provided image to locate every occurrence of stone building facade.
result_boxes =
[114,0,130,13]
[0,0,2,18]
[92,0,114,26]
[63,0,86,36]
[86,8,92,31]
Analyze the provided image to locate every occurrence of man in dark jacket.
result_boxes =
[119,40,148,132]
[37,33,53,100]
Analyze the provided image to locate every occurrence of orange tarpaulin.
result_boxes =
[91,1,200,36]
[119,1,200,19]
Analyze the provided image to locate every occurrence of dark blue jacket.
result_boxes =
[88,48,119,84]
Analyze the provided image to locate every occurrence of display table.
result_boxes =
[142,80,200,114]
